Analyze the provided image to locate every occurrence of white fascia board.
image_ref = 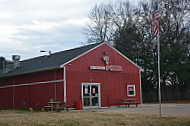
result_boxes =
[60,42,105,68]
[104,43,143,71]
[0,79,64,89]
[139,70,143,104]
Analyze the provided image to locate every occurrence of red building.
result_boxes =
[0,42,142,109]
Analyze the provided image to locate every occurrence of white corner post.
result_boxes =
[63,66,67,103]
[139,71,143,104]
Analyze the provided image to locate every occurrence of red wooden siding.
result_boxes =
[65,44,141,107]
[0,43,141,109]
[0,87,13,109]
[0,69,64,109]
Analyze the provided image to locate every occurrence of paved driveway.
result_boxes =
[93,104,190,117]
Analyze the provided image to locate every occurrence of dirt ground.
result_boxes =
[0,103,190,126]
[94,103,190,117]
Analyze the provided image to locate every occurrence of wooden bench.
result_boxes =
[44,105,71,112]
[43,101,71,112]
[56,105,71,112]
[116,99,139,107]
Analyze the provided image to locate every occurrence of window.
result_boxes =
[127,85,135,96]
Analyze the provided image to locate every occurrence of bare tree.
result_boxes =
[84,4,113,43]
[84,1,134,44]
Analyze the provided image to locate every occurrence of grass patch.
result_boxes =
[14,109,44,113]
[57,119,84,126]
[0,122,9,126]
[26,123,45,126]
[0,109,44,114]
[0,110,190,126]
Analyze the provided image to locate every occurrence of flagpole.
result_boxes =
[158,30,161,118]
[157,0,162,118]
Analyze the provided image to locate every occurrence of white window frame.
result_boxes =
[127,85,136,96]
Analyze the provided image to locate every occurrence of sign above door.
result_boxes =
[89,55,123,72]
[90,65,123,72]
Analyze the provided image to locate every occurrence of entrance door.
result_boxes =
[82,83,101,109]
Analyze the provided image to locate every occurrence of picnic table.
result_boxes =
[116,98,139,107]
[43,101,71,112]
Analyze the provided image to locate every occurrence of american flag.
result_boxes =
[154,2,159,37]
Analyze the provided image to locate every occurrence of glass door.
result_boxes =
[91,85,99,106]
[83,85,90,107]
[82,83,100,108]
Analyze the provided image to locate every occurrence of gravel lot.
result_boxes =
[88,104,190,117]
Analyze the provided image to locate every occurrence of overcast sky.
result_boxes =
[0,0,140,61]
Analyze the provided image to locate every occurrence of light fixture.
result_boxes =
[40,50,51,55]
[104,51,108,55]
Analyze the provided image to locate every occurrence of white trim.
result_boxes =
[0,79,64,89]
[127,85,136,96]
[63,66,67,103]
[81,84,83,107]
[81,83,101,109]
[104,43,143,71]
[139,71,143,104]
[99,83,101,108]
[60,43,105,68]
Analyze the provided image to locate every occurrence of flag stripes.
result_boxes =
[154,2,159,37]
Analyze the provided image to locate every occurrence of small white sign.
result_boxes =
[90,66,106,70]
[85,87,88,94]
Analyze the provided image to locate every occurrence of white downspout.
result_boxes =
[63,66,67,103]
[139,70,143,104]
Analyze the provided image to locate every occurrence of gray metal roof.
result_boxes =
[0,43,102,78]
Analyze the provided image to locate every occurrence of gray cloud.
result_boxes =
[0,0,140,61]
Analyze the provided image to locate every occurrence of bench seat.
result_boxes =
[116,101,139,107]
[56,106,71,111]
[43,105,71,112]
